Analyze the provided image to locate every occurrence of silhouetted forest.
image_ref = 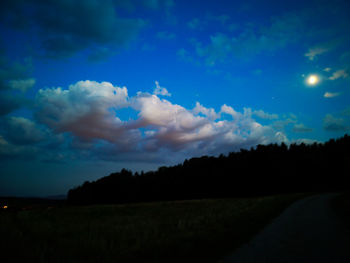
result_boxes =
[68,135,350,204]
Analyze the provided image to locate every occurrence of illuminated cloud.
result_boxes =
[324,92,341,98]
[35,80,137,147]
[220,104,241,120]
[193,102,220,120]
[31,80,287,161]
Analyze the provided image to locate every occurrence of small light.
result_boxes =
[3,205,8,209]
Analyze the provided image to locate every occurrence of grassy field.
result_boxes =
[331,192,350,228]
[0,194,308,263]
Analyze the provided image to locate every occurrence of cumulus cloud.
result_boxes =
[35,80,140,148]
[220,104,241,120]
[193,102,220,120]
[31,80,287,162]
[328,69,348,80]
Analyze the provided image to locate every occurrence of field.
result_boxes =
[0,194,308,263]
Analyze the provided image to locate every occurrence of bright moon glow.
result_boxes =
[307,75,319,85]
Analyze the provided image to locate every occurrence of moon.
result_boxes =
[307,75,319,85]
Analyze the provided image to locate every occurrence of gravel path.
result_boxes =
[221,194,350,263]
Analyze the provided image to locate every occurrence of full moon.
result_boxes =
[307,75,319,85]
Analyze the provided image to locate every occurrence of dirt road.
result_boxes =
[221,194,350,263]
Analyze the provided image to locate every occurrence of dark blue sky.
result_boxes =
[1,0,350,196]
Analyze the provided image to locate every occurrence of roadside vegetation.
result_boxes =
[332,193,350,229]
[0,193,307,263]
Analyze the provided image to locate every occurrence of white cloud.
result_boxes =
[324,92,341,98]
[32,80,288,162]
[35,80,138,147]
[153,81,171,96]
[220,104,241,120]
[329,69,348,80]
[193,102,220,120]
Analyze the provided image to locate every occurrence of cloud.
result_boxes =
[304,47,329,60]
[8,78,35,92]
[193,102,220,121]
[188,12,305,65]
[0,52,33,115]
[35,80,139,148]
[1,0,148,59]
[153,81,171,96]
[0,52,33,91]
[292,123,312,133]
[323,114,350,131]
[328,69,348,80]
[220,104,241,120]
[0,135,38,160]
[1,116,45,145]
[0,95,22,116]
[324,92,341,98]
[252,110,279,120]
[31,80,287,162]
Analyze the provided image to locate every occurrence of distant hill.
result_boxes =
[68,135,350,204]
[45,195,67,200]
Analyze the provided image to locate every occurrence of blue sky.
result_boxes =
[1,0,350,196]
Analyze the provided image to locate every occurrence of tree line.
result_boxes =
[68,134,350,204]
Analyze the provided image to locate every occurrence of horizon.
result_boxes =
[1,0,350,197]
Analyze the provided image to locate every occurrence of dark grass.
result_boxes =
[0,193,308,263]
[331,192,350,229]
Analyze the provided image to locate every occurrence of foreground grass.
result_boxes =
[0,194,308,263]
[332,192,350,229]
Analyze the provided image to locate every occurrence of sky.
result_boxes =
[0,0,350,197]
